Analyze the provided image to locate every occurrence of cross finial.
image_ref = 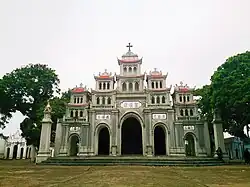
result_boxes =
[126,43,133,52]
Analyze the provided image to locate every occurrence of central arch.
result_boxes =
[98,127,110,155]
[184,133,196,157]
[154,126,166,155]
[121,116,143,155]
[69,134,80,156]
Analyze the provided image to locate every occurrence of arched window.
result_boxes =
[160,81,163,88]
[162,96,166,103]
[190,109,193,116]
[123,66,127,73]
[156,96,160,104]
[134,66,137,73]
[129,83,133,91]
[135,82,139,91]
[180,109,184,116]
[185,109,188,116]
[70,110,74,117]
[151,82,154,89]
[156,82,158,89]
[122,82,127,91]
[80,111,83,117]
[75,110,78,117]
[80,97,83,103]
[187,95,190,102]
[129,67,132,72]
[103,83,106,90]
[77,97,80,103]
[183,96,186,102]
[151,96,155,104]
[74,97,77,103]
[107,82,110,90]
[102,97,105,105]
[97,97,100,104]
[107,97,111,104]
[179,96,182,102]
[99,83,102,90]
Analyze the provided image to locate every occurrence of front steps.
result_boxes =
[40,156,224,166]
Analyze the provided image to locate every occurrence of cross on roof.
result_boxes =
[126,43,133,52]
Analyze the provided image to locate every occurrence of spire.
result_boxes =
[43,100,52,122]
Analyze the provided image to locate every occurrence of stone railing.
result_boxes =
[177,116,200,121]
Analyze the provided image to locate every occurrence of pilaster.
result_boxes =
[204,120,211,156]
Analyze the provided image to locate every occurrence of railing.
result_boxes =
[177,116,200,121]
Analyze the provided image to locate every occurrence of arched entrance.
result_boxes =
[6,147,10,159]
[20,147,24,159]
[98,127,110,155]
[121,117,143,155]
[154,126,166,155]
[13,145,18,159]
[69,135,79,156]
[185,133,196,156]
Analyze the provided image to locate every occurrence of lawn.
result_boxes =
[0,160,250,187]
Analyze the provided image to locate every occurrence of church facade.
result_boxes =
[54,44,211,157]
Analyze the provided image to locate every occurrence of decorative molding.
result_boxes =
[96,114,111,120]
[183,125,195,131]
[120,101,141,108]
[152,114,167,120]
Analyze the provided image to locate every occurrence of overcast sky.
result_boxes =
[0,0,249,136]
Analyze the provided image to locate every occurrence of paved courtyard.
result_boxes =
[0,160,250,187]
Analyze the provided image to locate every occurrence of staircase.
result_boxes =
[40,156,224,166]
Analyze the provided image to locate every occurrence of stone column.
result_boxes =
[30,145,37,162]
[16,144,21,159]
[36,101,53,163]
[111,110,118,156]
[54,119,62,157]
[212,110,228,159]
[144,110,153,156]
[59,125,69,156]
[204,119,211,156]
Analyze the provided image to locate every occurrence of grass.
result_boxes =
[0,160,250,187]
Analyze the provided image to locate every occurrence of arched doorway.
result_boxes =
[6,147,10,159]
[121,117,143,155]
[13,145,18,159]
[98,127,110,155]
[69,135,79,156]
[20,147,24,159]
[154,126,166,156]
[185,133,196,156]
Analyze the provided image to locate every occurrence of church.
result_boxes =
[49,43,212,158]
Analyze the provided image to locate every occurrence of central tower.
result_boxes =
[116,43,145,92]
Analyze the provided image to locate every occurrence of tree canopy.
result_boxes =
[195,51,250,139]
[0,64,70,146]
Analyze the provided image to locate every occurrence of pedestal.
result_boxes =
[111,145,117,156]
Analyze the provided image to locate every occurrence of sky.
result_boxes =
[0,0,250,136]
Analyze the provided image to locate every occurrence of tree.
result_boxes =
[1,64,60,146]
[195,51,250,139]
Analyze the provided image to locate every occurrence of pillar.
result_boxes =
[58,125,69,156]
[212,110,228,159]
[54,120,62,157]
[36,101,53,163]
[204,119,211,156]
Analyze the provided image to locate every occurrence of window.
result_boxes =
[156,96,160,104]
[75,110,78,117]
[107,97,111,104]
[70,110,74,117]
[103,83,106,90]
[80,111,83,117]
[129,83,133,91]
[190,109,193,116]
[134,66,137,73]
[129,67,132,72]
[185,109,188,116]
[183,96,186,102]
[180,109,184,116]
[156,82,158,89]
[187,95,190,102]
[122,82,127,91]
[162,96,166,103]
[107,82,110,90]
[80,97,83,103]
[135,82,139,91]
[179,96,182,102]
[97,97,100,104]
[102,97,105,105]
[151,82,154,89]
[77,97,80,103]
[99,83,102,90]
[151,96,155,104]
[74,97,77,103]
[160,81,163,88]
[123,67,127,73]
